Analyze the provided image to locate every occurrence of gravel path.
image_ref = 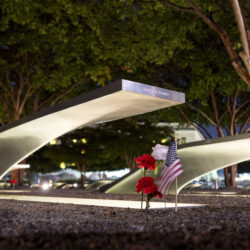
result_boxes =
[0,188,249,249]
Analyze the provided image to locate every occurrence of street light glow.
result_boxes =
[42,183,49,190]
[49,139,56,145]
[81,138,87,144]
[60,162,66,169]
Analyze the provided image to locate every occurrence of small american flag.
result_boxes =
[158,141,183,195]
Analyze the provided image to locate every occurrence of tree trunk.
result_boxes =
[215,126,232,187]
[230,164,238,187]
[81,174,86,189]
[11,170,19,185]
[80,163,87,189]
[27,169,32,186]
[123,149,137,171]
[224,168,230,187]
[230,0,250,76]
[10,169,24,186]
[76,163,86,188]
[11,159,25,186]
[18,168,24,186]
[227,90,238,188]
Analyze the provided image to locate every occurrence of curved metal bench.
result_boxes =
[0,79,185,179]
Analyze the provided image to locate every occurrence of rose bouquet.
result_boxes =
[135,154,162,209]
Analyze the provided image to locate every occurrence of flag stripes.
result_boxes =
[158,141,183,195]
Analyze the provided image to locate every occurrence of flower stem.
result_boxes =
[141,190,144,209]
[146,196,150,209]
[140,167,146,210]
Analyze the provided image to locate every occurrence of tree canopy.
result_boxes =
[1,0,249,125]
[0,0,112,124]
[161,0,250,87]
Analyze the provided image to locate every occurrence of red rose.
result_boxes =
[136,154,156,170]
[136,177,154,193]
[145,183,157,194]
[11,179,16,184]
[146,183,163,198]
[152,189,163,199]
[136,177,163,199]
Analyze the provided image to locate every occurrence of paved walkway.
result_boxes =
[180,192,249,198]
[0,194,205,209]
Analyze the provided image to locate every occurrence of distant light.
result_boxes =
[81,149,85,154]
[49,139,57,145]
[71,162,76,166]
[73,183,78,188]
[60,162,66,169]
[152,140,156,143]
[42,183,49,190]
[49,183,53,187]
[81,138,87,144]
[161,138,167,143]
[72,139,77,143]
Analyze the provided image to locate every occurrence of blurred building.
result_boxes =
[157,122,204,145]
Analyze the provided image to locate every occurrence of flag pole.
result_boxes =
[174,133,178,212]
[175,178,178,212]
[163,161,167,210]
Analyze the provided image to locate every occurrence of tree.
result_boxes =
[0,0,114,125]
[77,0,249,88]
[163,88,249,187]
[161,0,250,87]
[139,33,249,186]
[94,1,249,186]
[0,0,112,184]
[89,118,173,171]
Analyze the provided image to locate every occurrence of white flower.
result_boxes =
[151,144,169,161]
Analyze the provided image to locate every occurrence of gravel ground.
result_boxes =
[0,188,249,249]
